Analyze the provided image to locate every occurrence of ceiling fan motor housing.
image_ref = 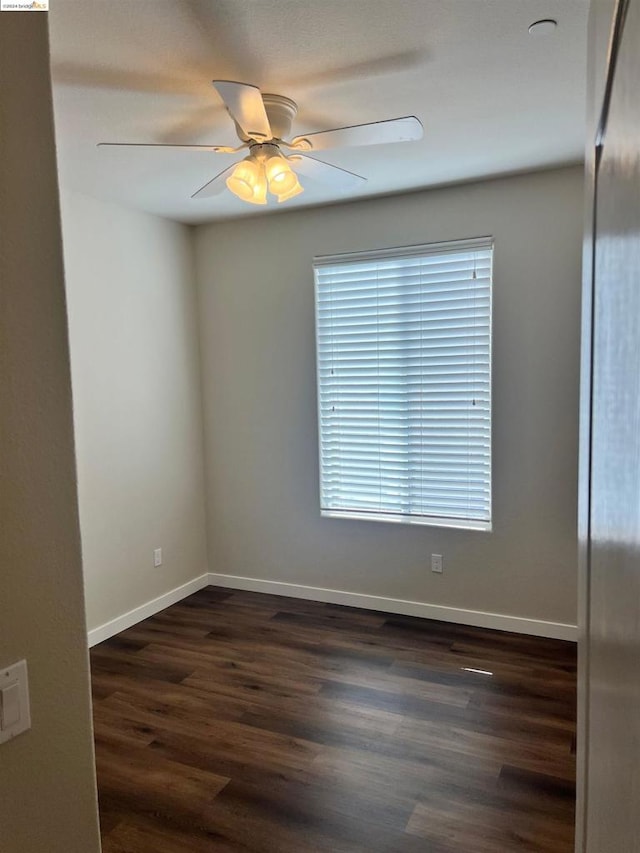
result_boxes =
[234,93,298,143]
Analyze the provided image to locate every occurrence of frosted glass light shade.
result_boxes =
[226,158,261,201]
[276,178,303,202]
[265,155,298,195]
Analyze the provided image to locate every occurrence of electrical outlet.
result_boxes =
[153,548,162,567]
[431,554,443,573]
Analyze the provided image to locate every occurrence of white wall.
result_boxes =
[194,166,583,631]
[0,16,100,853]
[61,192,208,634]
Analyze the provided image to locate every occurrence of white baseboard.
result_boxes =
[207,573,578,641]
[87,573,210,647]
[87,571,577,645]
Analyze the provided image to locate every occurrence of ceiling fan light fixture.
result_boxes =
[226,147,301,205]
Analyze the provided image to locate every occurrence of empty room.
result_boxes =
[2,0,639,851]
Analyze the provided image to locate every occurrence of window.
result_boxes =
[314,237,492,531]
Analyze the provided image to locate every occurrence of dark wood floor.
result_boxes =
[90,587,577,852]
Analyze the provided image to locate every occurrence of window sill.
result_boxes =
[321,509,492,532]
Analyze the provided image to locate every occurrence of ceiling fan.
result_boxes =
[98,80,423,206]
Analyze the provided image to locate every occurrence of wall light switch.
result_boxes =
[153,548,162,567]
[0,660,31,745]
[1,682,20,729]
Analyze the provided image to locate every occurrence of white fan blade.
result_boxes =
[290,116,423,151]
[191,164,236,199]
[212,80,272,142]
[98,142,239,153]
[290,154,366,190]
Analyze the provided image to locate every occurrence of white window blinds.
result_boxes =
[314,237,492,530]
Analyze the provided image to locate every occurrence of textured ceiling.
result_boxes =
[49,0,588,224]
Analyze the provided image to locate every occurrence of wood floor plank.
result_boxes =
[91,587,577,852]
[96,740,230,827]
